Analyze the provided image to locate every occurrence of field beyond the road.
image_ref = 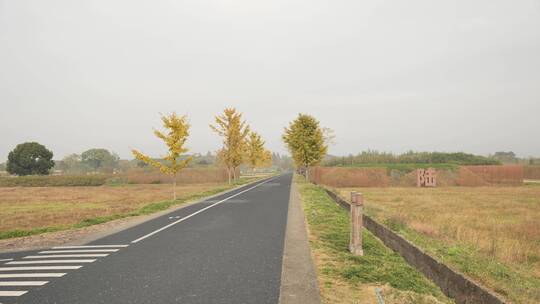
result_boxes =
[0,182,236,240]
[337,185,540,303]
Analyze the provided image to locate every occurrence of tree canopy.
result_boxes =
[210,108,250,183]
[282,114,328,175]
[81,148,120,173]
[132,112,192,199]
[6,142,55,176]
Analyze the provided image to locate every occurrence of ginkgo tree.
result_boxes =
[210,108,250,184]
[246,131,273,172]
[282,113,329,180]
[132,113,192,200]
[246,131,265,171]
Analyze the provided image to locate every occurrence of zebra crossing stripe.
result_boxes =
[0,273,66,278]
[7,260,96,265]
[0,281,48,286]
[0,291,28,296]
[0,266,82,271]
[24,254,108,259]
[39,249,119,254]
[52,245,128,249]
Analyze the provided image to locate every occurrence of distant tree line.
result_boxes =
[489,151,540,165]
[323,150,501,166]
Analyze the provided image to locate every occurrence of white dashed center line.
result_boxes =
[131,176,276,244]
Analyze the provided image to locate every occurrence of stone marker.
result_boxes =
[349,192,364,256]
[417,168,437,187]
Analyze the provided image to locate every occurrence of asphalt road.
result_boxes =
[0,173,292,304]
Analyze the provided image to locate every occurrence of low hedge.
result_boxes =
[0,175,108,187]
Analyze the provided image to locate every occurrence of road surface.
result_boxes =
[0,174,292,304]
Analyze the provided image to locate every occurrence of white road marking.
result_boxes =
[52,245,128,249]
[0,266,82,271]
[7,259,95,265]
[0,291,27,297]
[169,216,181,219]
[24,254,108,259]
[0,259,13,262]
[0,281,48,286]
[39,249,119,254]
[0,273,66,278]
[131,176,277,244]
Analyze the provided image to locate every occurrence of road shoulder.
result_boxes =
[279,179,322,304]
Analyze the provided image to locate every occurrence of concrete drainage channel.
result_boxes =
[324,188,507,304]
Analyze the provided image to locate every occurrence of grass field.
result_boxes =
[336,185,540,303]
[296,176,451,304]
[0,179,255,240]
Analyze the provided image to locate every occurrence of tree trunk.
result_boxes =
[173,173,177,200]
[305,166,309,181]
[232,167,237,181]
[227,168,232,184]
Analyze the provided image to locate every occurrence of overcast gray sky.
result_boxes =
[1,0,539,161]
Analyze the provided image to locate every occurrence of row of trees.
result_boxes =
[2,143,122,176]
[132,108,272,199]
[58,149,120,174]
[323,150,500,166]
[489,151,540,165]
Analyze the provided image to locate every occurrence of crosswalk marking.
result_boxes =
[0,281,48,286]
[0,273,66,278]
[0,291,27,297]
[24,254,108,259]
[0,244,127,299]
[39,249,119,254]
[0,266,82,271]
[52,245,128,249]
[7,259,96,265]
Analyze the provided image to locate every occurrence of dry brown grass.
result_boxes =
[524,166,540,180]
[123,167,238,184]
[337,186,540,302]
[339,186,540,267]
[0,183,223,232]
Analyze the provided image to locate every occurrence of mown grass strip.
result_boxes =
[296,176,451,303]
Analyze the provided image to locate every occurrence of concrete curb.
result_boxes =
[279,181,322,304]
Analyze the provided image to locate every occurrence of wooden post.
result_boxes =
[349,192,364,256]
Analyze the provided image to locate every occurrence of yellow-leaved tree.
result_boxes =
[210,108,250,184]
[261,149,273,168]
[246,131,266,172]
[282,113,329,180]
[132,113,192,200]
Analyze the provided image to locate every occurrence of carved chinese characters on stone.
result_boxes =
[417,168,436,187]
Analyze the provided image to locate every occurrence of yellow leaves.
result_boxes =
[132,112,192,175]
[282,113,329,168]
[210,108,250,170]
[246,131,265,168]
[246,131,272,169]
